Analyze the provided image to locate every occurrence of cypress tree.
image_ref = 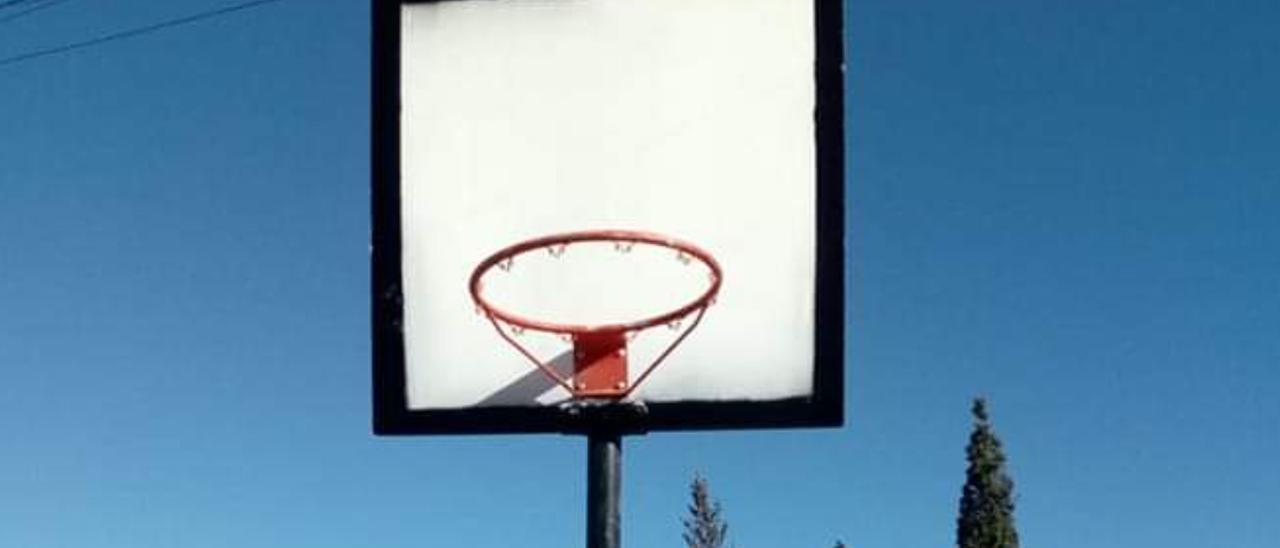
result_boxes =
[956,397,1020,548]
[682,474,729,548]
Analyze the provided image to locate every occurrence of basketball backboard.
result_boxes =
[373,0,844,434]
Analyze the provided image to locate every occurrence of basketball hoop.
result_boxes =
[469,230,722,399]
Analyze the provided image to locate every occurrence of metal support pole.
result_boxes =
[586,430,622,548]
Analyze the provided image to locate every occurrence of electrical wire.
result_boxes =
[1,0,71,24]
[0,0,48,10]
[0,0,287,68]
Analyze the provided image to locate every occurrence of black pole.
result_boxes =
[586,430,622,548]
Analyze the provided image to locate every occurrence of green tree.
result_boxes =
[955,397,1020,548]
[682,474,729,548]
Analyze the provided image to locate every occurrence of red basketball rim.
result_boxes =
[469,229,722,335]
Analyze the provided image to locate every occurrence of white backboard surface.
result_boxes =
[399,0,818,410]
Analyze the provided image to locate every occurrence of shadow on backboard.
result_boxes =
[476,349,574,407]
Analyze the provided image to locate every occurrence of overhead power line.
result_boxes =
[0,0,44,10]
[0,0,287,68]
[1,0,71,25]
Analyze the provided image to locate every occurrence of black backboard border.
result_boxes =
[372,0,844,435]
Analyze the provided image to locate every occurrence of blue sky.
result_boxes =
[2,1,1277,547]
